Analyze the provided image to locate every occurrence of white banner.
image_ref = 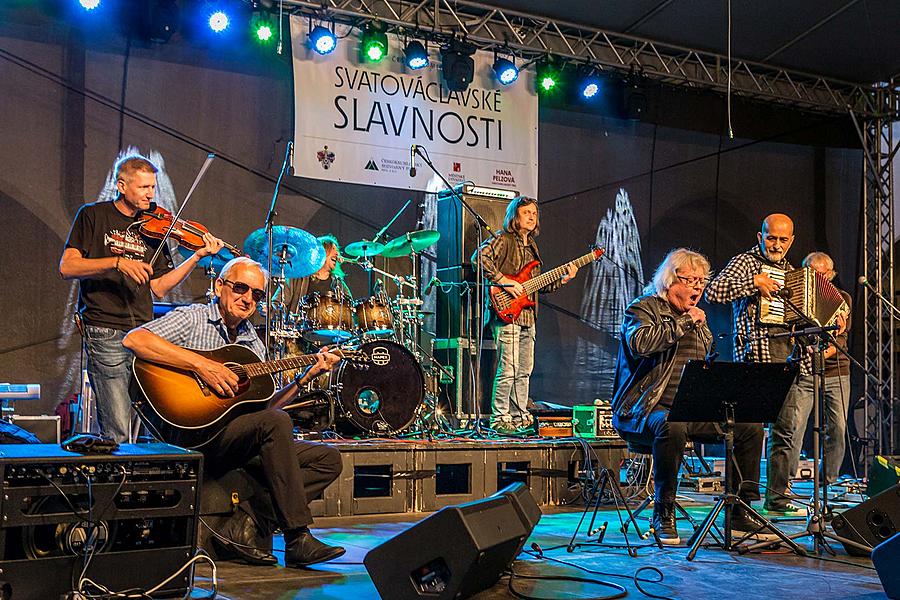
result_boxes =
[291,18,538,197]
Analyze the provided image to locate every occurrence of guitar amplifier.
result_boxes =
[573,401,619,439]
[0,443,202,600]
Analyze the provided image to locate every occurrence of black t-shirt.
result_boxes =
[65,201,173,330]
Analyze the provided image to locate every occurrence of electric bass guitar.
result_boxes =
[131,345,368,449]
[489,245,605,324]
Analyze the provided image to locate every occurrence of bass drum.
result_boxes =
[332,340,425,436]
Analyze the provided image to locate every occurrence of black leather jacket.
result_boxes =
[611,294,713,434]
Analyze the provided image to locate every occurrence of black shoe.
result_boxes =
[215,512,278,566]
[284,528,346,567]
[730,508,780,542]
[651,501,681,545]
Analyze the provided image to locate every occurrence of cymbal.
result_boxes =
[344,240,385,258]
[381,230,441,258]
[243,226,326,279]
[177,245,239,272]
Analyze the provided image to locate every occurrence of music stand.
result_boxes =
[668,360,807,560]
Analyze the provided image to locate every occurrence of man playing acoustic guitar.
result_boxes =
[474,196,578,435]
[123,256,346,567]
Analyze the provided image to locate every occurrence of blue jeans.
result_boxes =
[83,325,137,443]
[491,322,535,421]
[765,373,851,505]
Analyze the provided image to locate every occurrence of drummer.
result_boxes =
[278,234,352,315]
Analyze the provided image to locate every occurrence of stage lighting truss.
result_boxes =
[360,22,388,63]
[309,23,337,54]
[441,38,476,92]
[404,39,429,70]
[492,53,518,85]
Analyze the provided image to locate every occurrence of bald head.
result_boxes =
[758,213,795,262]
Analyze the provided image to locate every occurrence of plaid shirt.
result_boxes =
[705,245,811,375]
[142,301,266,359]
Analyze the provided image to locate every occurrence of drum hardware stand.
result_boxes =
[742,310,873,556]
[369,199,412,295]
[262,141,293,360]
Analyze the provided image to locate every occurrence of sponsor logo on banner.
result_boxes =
[317,146,336,169]
[291,18,537,195]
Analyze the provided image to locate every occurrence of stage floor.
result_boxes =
[190,499,887,600]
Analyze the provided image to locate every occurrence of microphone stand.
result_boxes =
[743,295,872,556]
[860,277,900,320]
[370,199,412,295]
[413,146,499,437]
[263,141,293,360]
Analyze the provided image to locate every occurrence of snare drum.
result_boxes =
[299,291,355,344]
[354,295,394,337]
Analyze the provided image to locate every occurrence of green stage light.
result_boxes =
[251,12,275,43]
[536,61,561,94]
[361,23,388,63]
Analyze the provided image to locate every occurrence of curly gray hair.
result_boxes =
[644,248,711,297]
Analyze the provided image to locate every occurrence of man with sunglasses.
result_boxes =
[60,156,226,443]
[612,249,770,545]
[124,256,346,567]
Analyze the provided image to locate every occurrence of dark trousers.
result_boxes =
[202,409,342,531]
[624,409,764,504]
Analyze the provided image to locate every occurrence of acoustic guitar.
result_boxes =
[489,246,605,324]
[132,345,367,448]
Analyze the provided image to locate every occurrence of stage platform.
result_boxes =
[308,436,628,518]
[191,502,887,600]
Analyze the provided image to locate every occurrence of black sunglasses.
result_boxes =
[222,279,266,302]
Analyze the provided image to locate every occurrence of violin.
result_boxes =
[137,205,243,257]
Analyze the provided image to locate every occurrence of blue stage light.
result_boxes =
[492,57,518,85]
[208,10,230,33]
[79,0,101,10]
[404,40,429,70]
[582,80,600,99]
[309,25,337,55]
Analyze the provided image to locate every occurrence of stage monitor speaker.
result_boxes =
[364,482,541,600]
[435,185,515,339]
[0,443,203,600]
[832,482,900,557]
[868,455,900,498]
[873,531,900,599]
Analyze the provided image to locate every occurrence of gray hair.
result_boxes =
[219,256,269,285]
[802,251,836,280]
[644,248,711,297]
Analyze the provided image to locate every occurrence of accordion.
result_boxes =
[758,266,849,326]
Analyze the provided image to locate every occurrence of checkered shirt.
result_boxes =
[704,245,811,375]
[141,301,266,359]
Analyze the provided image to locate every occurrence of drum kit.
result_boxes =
[228,224,450,438]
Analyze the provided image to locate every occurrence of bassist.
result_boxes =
[473,196,578,434]
[123,256,346,567]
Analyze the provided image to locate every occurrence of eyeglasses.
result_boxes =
[222,279,266,302]
[675,275,710,287]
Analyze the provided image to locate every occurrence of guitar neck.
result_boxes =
[242,354,320,378]
[523,251,596,294]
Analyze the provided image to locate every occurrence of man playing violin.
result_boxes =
[59,155,225,443]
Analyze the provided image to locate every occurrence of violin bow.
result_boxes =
[148,153,216,266]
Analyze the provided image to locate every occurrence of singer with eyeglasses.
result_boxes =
[612,249,771,545]
[705,213,812,515]
[59,155,226,443]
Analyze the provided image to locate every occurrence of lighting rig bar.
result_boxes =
[281,0,884,116]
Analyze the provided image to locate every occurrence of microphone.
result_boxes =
[424,276,440,295]
[858,275,869,286]
[774,287,793,299]
[288,140,294,176]
[409,144,417,177]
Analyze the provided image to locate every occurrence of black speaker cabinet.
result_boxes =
[364,483,540,600]
[0,443,202,600]
[873,532,900,599]
[435,185,514,339]
[832,483,900,556]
